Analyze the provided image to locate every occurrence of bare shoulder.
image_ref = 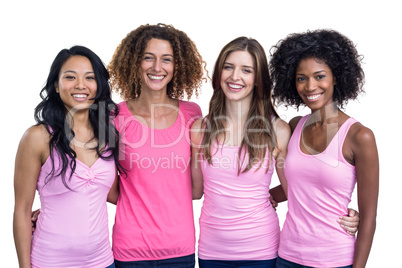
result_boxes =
[18,124,50,160]
[348,122,377,147]
[289,116,303,133]
[190,118,205,145]
[191,117,204,130]
[272,117,291,139]
[21,124,50,145]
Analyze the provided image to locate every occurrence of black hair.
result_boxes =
[270,29,365,108]
[34,45,124,188]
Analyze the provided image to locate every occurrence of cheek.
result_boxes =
[220,77,228,90]
[247,76,255,87]
[295,84,304,95]
[140,62,149,73]
[167,63,174,73]
[220,71,230,83]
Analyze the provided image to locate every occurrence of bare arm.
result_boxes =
[269,117,294,204]
[191,118,204,200]
[272,118,291,198]
[13,125,48,268]
[107,169,119,205]
[351,125,379,267]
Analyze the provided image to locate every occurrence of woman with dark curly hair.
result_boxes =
[270,29,379,268]
[108,23,207,267]
[13,46,120,268]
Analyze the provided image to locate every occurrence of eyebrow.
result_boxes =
[143,52,174,57]
[296,70,326,75]
[224,62,255,69]
[62,70,95,74]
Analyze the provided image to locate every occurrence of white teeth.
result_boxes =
[73,94,87,98]
[228,83,243,89]
[306,94,321,100]
[148,74,164,80]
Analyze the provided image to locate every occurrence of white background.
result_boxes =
[1,0,400,266]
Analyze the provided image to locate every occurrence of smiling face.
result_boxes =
[56,55,97,111]
[220,50,256,103]
[140,38,174,94]
[295,58,336,112]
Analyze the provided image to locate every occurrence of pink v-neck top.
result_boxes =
[279,115,358,267]
[31,149,115,268]
[198,142,280,260]
[113,100,202,261]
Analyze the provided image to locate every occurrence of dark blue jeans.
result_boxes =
[114,253,195,268]
[275,256,352,268]
[199,258,277,268]
[106,263,116,268]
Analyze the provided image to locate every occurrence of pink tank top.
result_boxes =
[198,142,280,260]
[279,115,357,267]
[113,100,202,261]
[31,148,115,267]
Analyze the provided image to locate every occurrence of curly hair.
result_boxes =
[202,37,278,174]
[269,29,365,108]
[108,23,207,100]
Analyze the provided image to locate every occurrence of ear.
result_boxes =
[54,82,59,93]
[333,77,336,85]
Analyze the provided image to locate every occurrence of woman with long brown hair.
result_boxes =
[191,36,290,268]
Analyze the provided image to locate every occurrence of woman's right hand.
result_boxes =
[31,209,40,233]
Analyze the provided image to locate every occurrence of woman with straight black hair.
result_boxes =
[13,45,121,268]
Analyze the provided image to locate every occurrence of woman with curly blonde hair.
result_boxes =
[108,23,207,268]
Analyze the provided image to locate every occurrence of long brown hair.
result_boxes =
[201,37,278,174]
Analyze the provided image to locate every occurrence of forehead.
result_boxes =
[145,38,173,54]
[225,50,255,66]
[61,55,93,70]
[296,57,331,72]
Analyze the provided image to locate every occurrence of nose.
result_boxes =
[305,78,316,92]
[231,68,240,81]
[75,77,86,90]
[153,59,162,72]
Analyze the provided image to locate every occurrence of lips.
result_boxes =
[227,82,244,92]
[72,94,89,101]
[305,93,323,101]
[147,74,165,81]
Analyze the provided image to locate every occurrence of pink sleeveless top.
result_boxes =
[113,100,202,261]
[31,147,115,267]
[279,115,357,267]
[198,142,280,260]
